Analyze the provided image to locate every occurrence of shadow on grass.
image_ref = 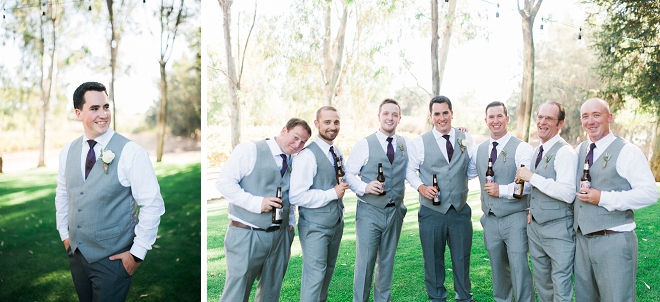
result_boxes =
[0,162,201,302]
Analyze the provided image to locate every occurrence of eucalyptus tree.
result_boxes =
[516,0,543,142]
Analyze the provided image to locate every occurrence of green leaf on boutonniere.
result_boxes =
[543,153,553,169]
[501,150,507,162]
[602,153,611,168]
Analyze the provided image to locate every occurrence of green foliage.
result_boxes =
[586,0,660,113]
[0,162,201,301]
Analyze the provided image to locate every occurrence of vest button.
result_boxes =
[80,192,84,195]
[78,209,82,212]
[77,225,81,228]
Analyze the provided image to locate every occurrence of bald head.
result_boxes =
[580,98,613,143]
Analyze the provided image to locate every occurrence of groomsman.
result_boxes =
[216,118,311,302]
[573,98,657,302]
[290,106,349,302]
[516,102,577,301]
[476,101,534,302]
[406,96,477,302]
[344,99,413,302]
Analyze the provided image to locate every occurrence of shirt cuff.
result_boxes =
[130,245,148,260]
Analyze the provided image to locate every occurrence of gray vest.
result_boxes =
[477,137,529,217]
[359,134,408,208]
[66,134,136,263]
[418,130,470,214]
[574,137,633,233]
[298,141,344,227]
[230,139,291,229]
[529,139,573,224]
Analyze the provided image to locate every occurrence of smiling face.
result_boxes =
[430,102,453,135]
[378,103,401,136]
[315,108,340,144]
[75,90,111,139]
[277,125,311,155]
[485,104,509,140]
[580,98,612,143]
[536,103,564,143]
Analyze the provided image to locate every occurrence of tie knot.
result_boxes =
[589,143,596,151]
[442,134,450,141]
[539,145,544,152]
[492,141,499,148]
[386,137,393,143]
[280,153,287,161]
[87,140,97,149]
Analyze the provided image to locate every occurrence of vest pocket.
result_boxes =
[96,225,121,241]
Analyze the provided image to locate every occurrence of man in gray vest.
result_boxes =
[406,96,477,302]
[216,118,311,302]
[290,106,350,302]
[573,98,657,302]
[344,99,412,302]
[476,101,534,302]
[516,102,577,301]
[55,82,165,301]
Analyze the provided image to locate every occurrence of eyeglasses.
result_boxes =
[536,115,557,122]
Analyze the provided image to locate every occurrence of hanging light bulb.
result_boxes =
[445,0,449,2]
[610,43,616,53]
[496,3,500,18]
[578,27,582,40]
[89,5,92,11]
[540,17,544,30]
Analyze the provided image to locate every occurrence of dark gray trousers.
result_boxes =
[68,247,132,302]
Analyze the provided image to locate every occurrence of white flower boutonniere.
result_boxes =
[399,144,405,157]
[602,153,611,168]
[99,149,115,174]
[501,150,508,162]
[543,153,554,169]
[457,138,468,153]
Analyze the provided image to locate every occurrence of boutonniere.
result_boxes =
[287,166,292,173]
[99,149,115,174]
[500,150,507,162]
[399,144,404,157]
[602,153,611,168]
[543,153,553,169]
[457,138,468,153]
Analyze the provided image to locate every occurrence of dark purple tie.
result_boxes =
[535,145,544,168]
[280,154,288,177]
[85,140,97,179]
[490,141,499,162]
[386,137,394,164]
[329,146,338,168]
[585,143,596,167]
[442,135,453,163]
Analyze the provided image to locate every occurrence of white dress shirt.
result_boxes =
[529,133,578,203]
[486,132,534,199]
[406,127,478,190]
[344,130,415,198]
[215,138,296,228]
[290,138,340,208]
[55,129,165,260]
[576,132,658,231]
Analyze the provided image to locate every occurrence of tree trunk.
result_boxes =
[431,0,439,96]
[107,0,119,131]
[322,0,348,106]
[221,0,240,149]
[157,61,167,162]
[650,118,660,181]
[437,0,456,95]
[38,2,57,168]
[517,0,543,142]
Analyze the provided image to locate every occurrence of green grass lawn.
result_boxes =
[0,162,202,302]
[208,185,660,302]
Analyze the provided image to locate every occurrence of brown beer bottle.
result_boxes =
[580,160,591,193]
[486,158,495,184]
[432,174,441,206]
[272,186,283,224]
[336,156,346,184]
[513,164,525,199]
[377,163,386,196]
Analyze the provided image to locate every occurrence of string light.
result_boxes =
[496,3,499,18]
[610,43,616,53]
[578,27,582,40]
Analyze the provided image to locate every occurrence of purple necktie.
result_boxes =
[280,154,288,177]
[329,146,338,168]
[535,145,544,168]
[490,141,499,162]
[85,140,97,179]
[585,143,596,167]
[386,137,394,164]
[442,135,453,163]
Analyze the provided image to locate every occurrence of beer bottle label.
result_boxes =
[486,176,494,184]
[580,181,591,192]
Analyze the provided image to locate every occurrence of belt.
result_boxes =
[385,202,395,207]
[584,229,621,237]
[230,220,280,232]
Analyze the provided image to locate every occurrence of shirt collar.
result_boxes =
[540,133,562,150]
[83,128,114,149]
[375,129,395,142]
[314,136,334,154]
[589,131,615,150]
[266,137,287,157]
[432,127,455,140]
[490,132,511,146]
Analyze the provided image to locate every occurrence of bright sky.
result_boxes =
[0,0,193,115]
[205,0,585,108]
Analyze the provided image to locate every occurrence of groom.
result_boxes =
[54,82,165,301]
